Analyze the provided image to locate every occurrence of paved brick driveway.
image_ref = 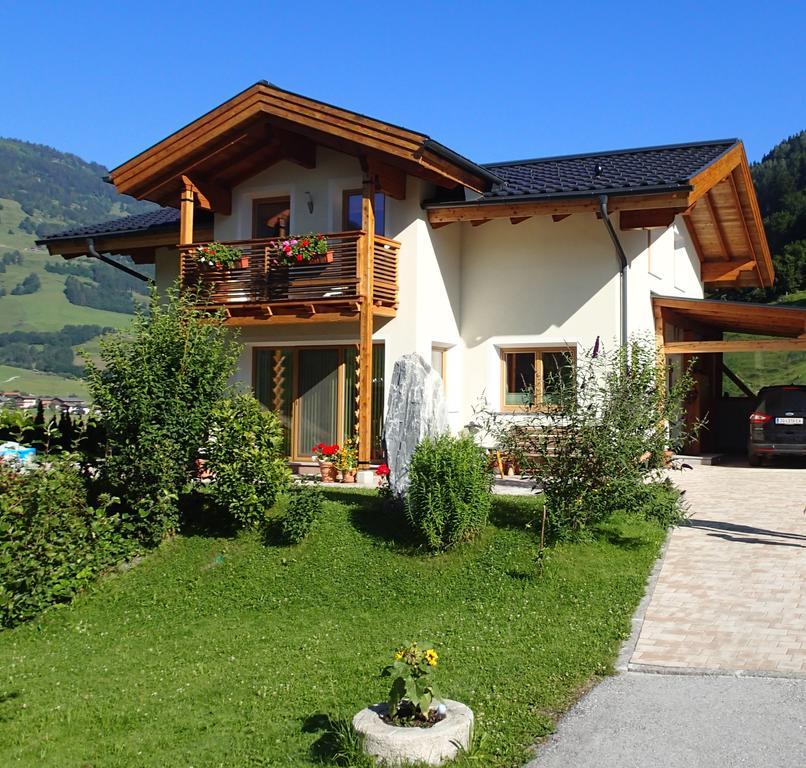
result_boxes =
[630,464,806,675]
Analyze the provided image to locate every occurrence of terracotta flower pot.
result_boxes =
[318,461,337,482]
[340,470,357,484]
[237,255,249,268]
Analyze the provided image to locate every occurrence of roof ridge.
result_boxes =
[483,139,739,169]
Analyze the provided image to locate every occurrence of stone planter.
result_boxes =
[352,700,473,766]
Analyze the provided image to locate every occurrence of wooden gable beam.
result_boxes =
[665,339,806,354]
[727,167,764,286]
[181,174,232,215]
[701,259,757,283]
[619,207,683,230]
[682,212,706,262]
[366,157,406,200]
[427,190,690,225]
[687,143,743,206]
[704,190,731,260]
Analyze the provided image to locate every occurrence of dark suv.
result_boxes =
[748,385,806,466]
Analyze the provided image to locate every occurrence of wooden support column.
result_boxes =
[179,180,195,245]
[357,174,376,464]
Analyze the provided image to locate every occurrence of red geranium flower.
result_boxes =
[375,463,390,476]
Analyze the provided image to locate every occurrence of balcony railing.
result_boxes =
[179,231,399,319]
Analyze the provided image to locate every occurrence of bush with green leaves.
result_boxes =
[206,394,291,528]
[280,483,324,544]
[85,284,239,544]
[405,434,493,550]
[0,455,130,627]
[484,337,696,541]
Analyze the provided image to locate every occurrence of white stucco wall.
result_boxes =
[457,214,624,422]
[154,146,708,440]
[625,216,703,337]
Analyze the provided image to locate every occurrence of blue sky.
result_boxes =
[3,1,804,169]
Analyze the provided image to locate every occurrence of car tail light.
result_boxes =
[749,412,771,424]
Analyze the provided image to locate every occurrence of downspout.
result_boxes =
[597,195,628,347]
[86,238,152,283]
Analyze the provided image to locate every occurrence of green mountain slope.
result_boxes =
[718,132,806,394]
[0,138,158,397]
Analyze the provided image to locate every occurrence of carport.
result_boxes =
[652,295,806,454]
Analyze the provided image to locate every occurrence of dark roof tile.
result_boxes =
[479,140,737,200]
[37,207,198,243]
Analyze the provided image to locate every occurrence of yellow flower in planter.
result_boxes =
[425,649,438,667]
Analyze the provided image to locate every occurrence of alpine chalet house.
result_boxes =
[39,82,806,467]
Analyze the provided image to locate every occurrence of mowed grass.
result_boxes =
[0,491,665,768]
[0,364,88,398]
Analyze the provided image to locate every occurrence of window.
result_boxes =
[501,348,575,410]
[431,346,446,388]
[342,190,385,235]
[253,197,291,238]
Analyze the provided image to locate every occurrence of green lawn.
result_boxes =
[0,491,664,768]
[0,364,88,398]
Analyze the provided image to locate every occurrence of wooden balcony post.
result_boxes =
[357,175,376,464]
[179,180,195,245]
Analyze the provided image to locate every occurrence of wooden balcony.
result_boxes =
[179,231,399,323]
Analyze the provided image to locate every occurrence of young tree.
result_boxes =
[85,284,240,543]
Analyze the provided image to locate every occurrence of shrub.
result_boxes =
[484,337,697,541]
[0,456,129,627]
[206,394,291,528]
[85,283,239,544]
[405,434,492,550]
[280,483,324,544]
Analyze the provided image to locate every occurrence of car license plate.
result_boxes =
[775,417,803,425]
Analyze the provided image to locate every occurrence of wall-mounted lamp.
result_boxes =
[305,191,314,214]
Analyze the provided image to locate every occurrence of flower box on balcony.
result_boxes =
[272,234,332,266]
[194,243,247,270]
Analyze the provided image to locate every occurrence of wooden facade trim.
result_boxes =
[357,175,377,465]
[426,190,692,225]
[664,339,806,354]
[109,83,491,205]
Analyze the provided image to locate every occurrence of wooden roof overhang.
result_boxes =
[108,82,496,212]
[426,143,774,290]
[653,296,806,354]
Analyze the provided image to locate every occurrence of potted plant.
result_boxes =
[194,242,248,270]
[352,643,474,766]
[335,437,358,483]
[312,442,339,482]
[272,233,332,266]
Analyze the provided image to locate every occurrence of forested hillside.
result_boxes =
[748,130,806,300]
[0,138,157,397]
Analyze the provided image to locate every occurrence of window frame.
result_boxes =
[252,195,291,239]
[341,189,385,235]
[431,345,447,391]
[499,347,576,412]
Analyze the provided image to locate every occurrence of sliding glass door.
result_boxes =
[296,348,340,457]
[254,344,385,461]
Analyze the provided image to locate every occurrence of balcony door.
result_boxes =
[296,348,340,457]
[254,344,385,461]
